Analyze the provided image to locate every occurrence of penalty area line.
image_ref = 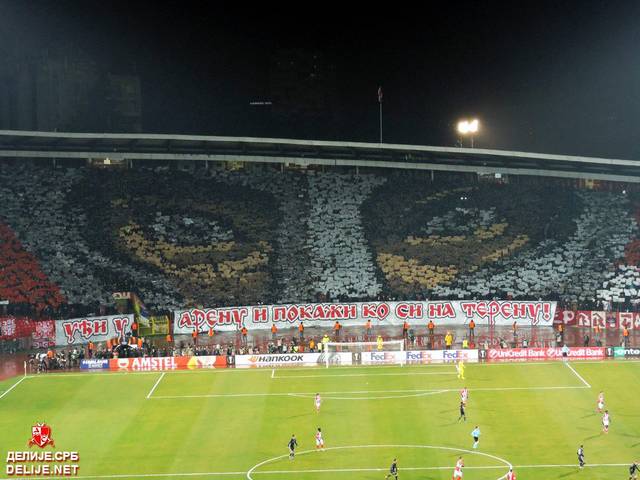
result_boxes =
[146,372,165,399]
[151,384,589,400]
[565,361,591,388]
[273,371,457,379]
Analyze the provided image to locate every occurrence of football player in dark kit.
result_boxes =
[458,401,467,422]
[384,458,398,479]
[629,461,639,480]
[288,434,298,459]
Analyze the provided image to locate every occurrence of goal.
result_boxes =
[324,340,405,368]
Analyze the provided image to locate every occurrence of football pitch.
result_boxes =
[1,360,639,479]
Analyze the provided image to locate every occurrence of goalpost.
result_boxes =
[324,340,405,368]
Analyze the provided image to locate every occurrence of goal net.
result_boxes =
[324,340,405,368]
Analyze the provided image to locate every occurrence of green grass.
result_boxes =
[1,360,640,479]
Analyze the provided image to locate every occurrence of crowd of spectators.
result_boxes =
[1,161,640,319]
[28,348,83,372]
[86,338,263,359]
[433,191,635,304]
[0,224,65,316]
[306,172,385,299]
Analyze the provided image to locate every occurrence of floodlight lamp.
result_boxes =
[457,121,469,134]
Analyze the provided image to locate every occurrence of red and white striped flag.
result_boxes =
[378,86,383,103]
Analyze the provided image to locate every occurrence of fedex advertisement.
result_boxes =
[361,349,479,364]
[361,351,405,364]
[405,349,479,364]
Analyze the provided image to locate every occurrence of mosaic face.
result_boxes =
[70,169,278,306]
[362,179,579,296]
[2,164,634,309]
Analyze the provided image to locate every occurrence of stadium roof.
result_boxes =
[0,129,639,183]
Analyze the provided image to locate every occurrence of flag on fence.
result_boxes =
[131,293,150,327]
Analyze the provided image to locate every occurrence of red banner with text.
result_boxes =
[0,317,36,340]
[174,300,557,333]
[55,314,134,346]
[554,309,640,330]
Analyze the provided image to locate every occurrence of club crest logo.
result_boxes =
[28,423,55,448]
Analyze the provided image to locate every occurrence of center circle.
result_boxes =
[246,444,512,480]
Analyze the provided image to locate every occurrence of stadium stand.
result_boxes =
[0,162,638,316]
[306,171,385,300]
[0,223,65,315]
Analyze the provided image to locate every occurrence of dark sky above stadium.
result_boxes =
[1,0,640,158]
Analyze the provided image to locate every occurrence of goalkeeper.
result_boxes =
[456,360,465,380]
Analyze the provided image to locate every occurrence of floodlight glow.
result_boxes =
[457,119,480,136]
[457,121,470,134]
[456,118,480,148]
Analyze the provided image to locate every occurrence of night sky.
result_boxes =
[1,0,640,158]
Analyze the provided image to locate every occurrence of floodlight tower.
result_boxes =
[457,118,480,148]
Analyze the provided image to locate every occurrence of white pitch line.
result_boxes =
[16,364,452,379]
[250,463,632,475]
[151,384,589,400]
[23,361,553,379]
[245,444,511,480]
[23,371,163,378]
[271,369,274,379]
[565,361,591,388]
[18,359,637,381]
[274,371,457,379]
[255,465,504,474]
[0,376,27,400]
[253,363,453,372]
[287,389,450,401]
[0,471,247,479]
[253,463,631,474]
[471,385,590,392]
[516,463,628,468]
[146,372,166,399]
[0,463,628,480]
